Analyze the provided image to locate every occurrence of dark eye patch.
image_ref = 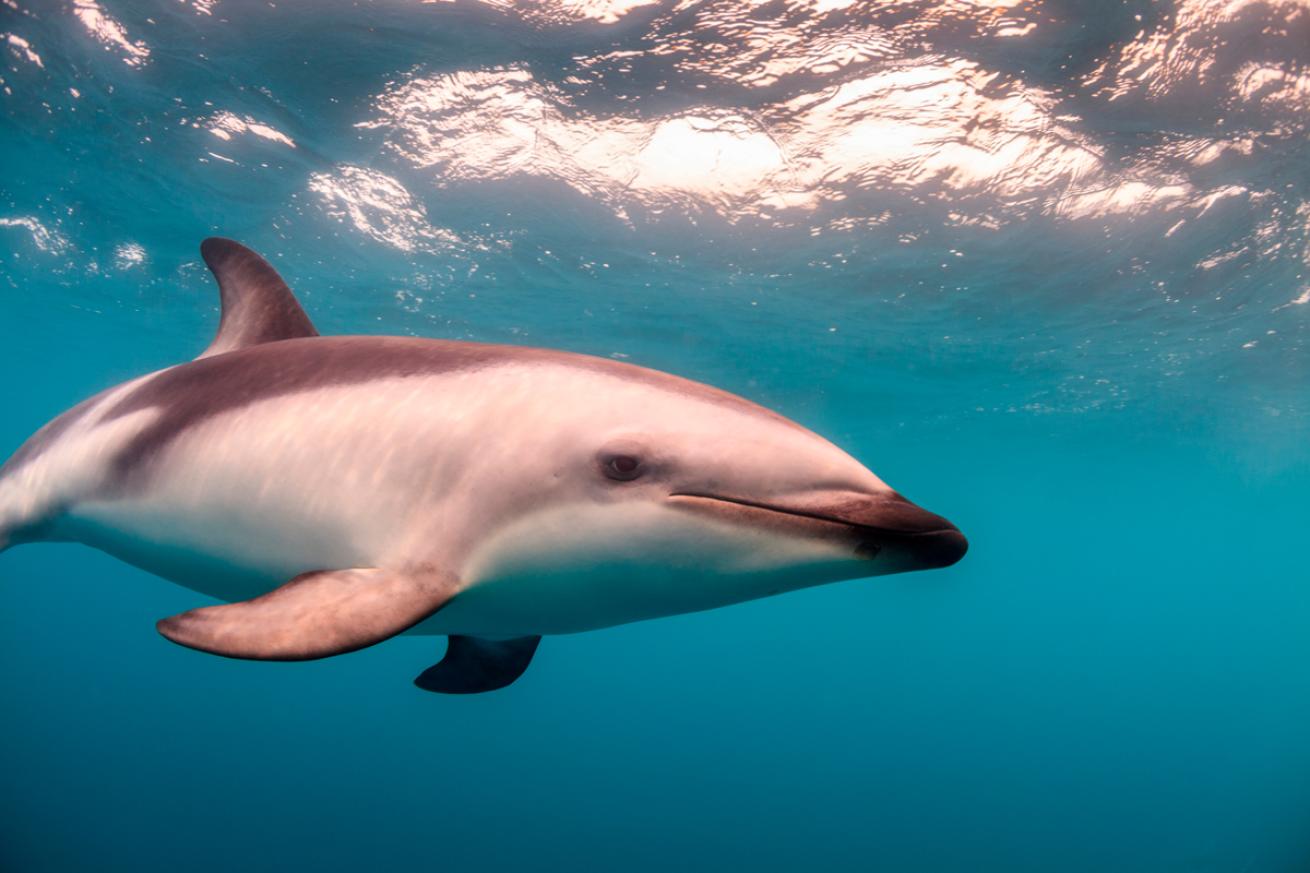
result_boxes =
[602,453,643,481]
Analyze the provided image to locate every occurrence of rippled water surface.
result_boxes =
[2,1,1309,870]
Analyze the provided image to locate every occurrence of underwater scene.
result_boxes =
[2,0,1309,870]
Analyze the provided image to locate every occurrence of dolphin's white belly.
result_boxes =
[419,502,862,636]
[50,378,459,604]
[62,493,368,603]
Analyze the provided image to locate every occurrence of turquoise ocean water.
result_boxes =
[2,1,1309,870]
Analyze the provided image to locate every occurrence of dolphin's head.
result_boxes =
[584,425,966,576]
[454,358,967,633]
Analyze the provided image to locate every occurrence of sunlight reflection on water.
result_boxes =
[0,0,1307,433]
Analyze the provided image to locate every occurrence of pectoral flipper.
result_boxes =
[157,567,458,661]
[414,635,542,694]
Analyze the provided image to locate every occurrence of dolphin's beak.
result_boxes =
[668,490,968,570]
[830,491,968,569]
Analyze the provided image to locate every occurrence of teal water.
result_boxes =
[3,1,1310,870]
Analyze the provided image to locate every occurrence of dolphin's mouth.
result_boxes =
[667,491,968,569]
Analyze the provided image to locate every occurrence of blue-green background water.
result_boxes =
[3,1,1310,870]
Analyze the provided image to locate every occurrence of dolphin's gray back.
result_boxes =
[104,336,534,487]
[92,334,790,491]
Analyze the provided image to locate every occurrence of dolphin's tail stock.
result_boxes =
[0,469,20,553]
[0,457,44,553]
[0,486,15,553]
[0,476,23,553]
[0,403,83,553]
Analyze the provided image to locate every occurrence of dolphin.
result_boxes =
[0,239,967,693]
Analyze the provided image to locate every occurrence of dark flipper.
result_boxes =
[197,237,319,359]
[414,635,542,694]
[157,567,458,661]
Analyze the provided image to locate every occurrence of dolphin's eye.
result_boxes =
[602,454,643,481]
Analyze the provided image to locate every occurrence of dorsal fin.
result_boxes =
[197,237,319,359]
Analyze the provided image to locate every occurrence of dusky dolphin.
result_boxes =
[0,239,967,693]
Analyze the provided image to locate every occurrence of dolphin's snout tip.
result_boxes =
[916,527,969,568]
[858,523,968,570]
[856,493,968,570]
